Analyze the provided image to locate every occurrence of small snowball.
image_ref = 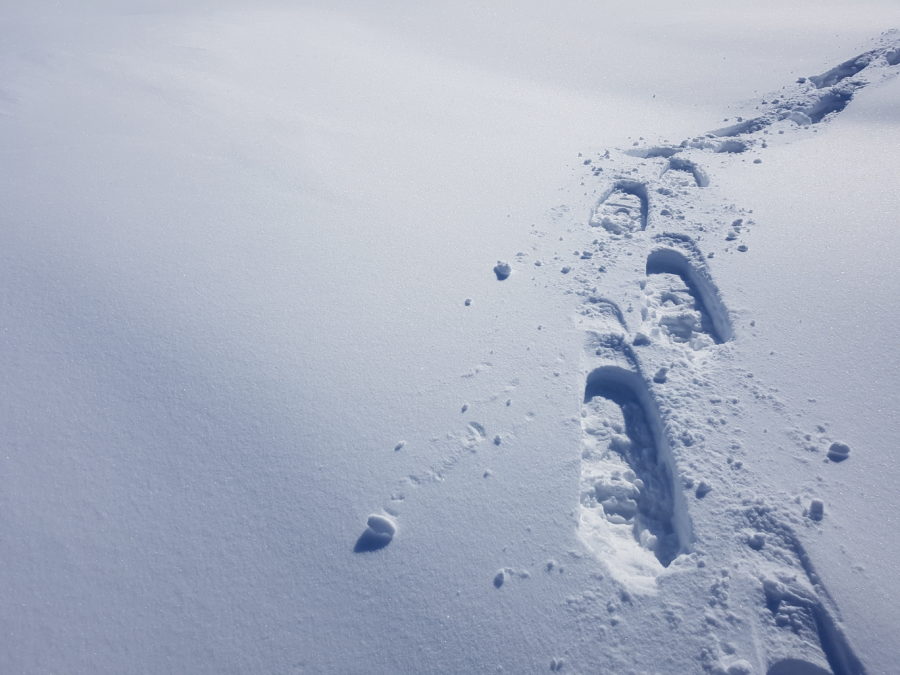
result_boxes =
[493,570,506,588]
[464,298,472,306]
[653,367,668,383]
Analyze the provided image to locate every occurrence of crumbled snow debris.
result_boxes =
[464,298,472,306]
[695,482,712,499]
[394,441,406,452]
[737,245,748,252]
[561,266,571,274]
[633,333,651,346]
[653,367,668,383]
[493,435,502,446]
[460,403,469,413]
[493,261,512,280]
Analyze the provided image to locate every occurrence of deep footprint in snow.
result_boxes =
[590,180,649,233]
[664,157,709,188]
[644,237,733,345]
[745,506,865,675]
[578,344,691,590]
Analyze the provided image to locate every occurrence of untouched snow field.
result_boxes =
[2,2,899,673]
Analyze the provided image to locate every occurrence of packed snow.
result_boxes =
[2,2,899,674]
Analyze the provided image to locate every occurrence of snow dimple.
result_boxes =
[579,362,690,583]
[591,180,650,233]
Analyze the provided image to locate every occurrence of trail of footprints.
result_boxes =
[573,36,900,674]
[356,35,900,675]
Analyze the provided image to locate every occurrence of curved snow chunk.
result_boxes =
[666,157,709,187]
[583,365,692,568]
[646,242,733,344]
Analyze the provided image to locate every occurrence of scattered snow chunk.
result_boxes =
[808,499,824,521]
[367,513,397,537]
[493,261,512,280]
[464,298,472,306]
[394,441,406,452]
[827,441,851,462]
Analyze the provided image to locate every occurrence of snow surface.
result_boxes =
[2,2,899,673]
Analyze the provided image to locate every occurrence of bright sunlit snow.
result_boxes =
[2,2,899,674]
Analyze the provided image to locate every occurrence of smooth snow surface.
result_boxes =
[2,2,899,674]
